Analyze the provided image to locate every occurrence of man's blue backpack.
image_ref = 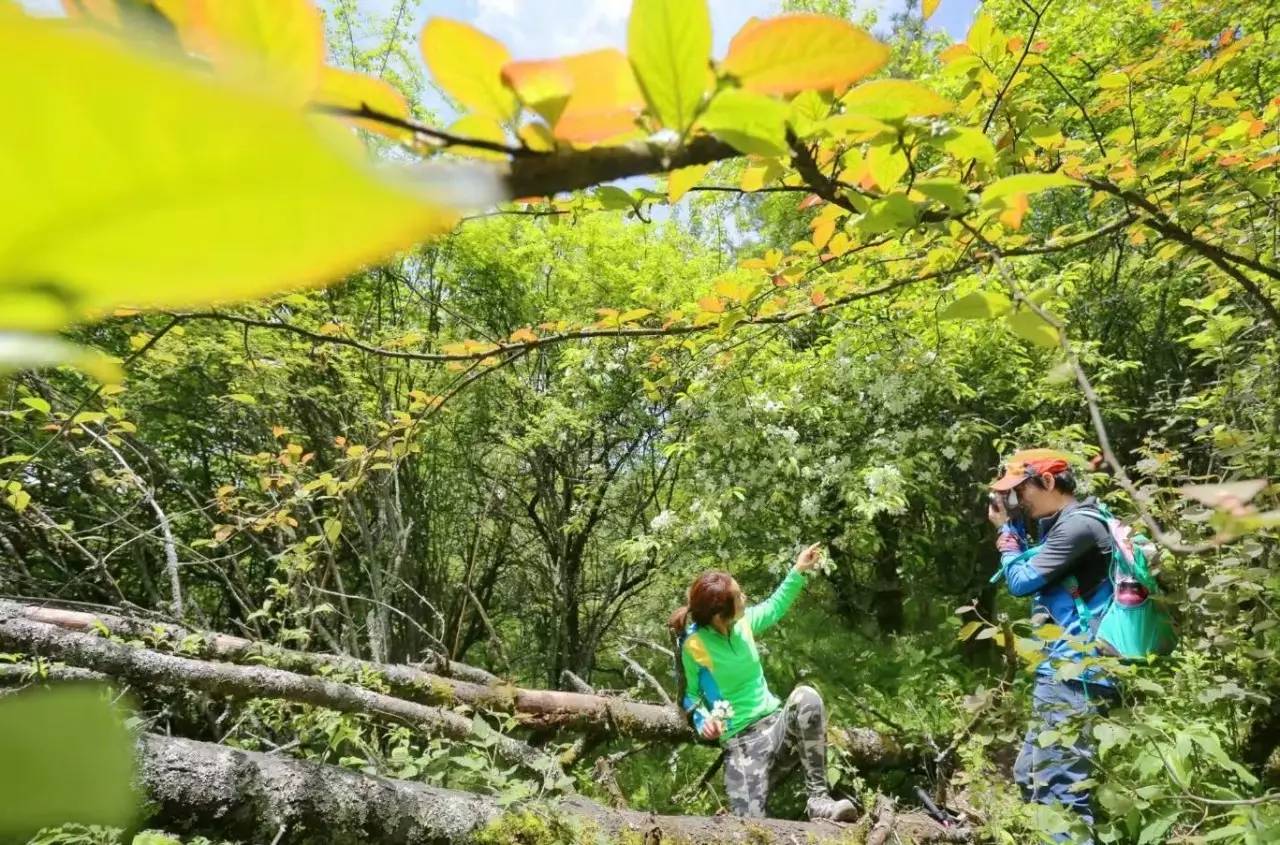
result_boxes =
[1075,504,1177,661]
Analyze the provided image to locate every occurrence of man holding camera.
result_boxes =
[987,449,1117,842]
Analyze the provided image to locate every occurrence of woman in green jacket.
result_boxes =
[668,544,857,821]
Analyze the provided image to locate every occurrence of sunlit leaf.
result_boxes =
[0,686,137,839]
[698,88,788,156]
[0,14,467,327]
[923,0,941,20]
[983,172,1083,200]
[552,49,645,143]
[421,17,517,122]
[938,126,996,165]
[188,0,324,105]
[668,163,710,203]
[313,67,413,143]
[501,58,573,126]
[940,290,1012,320]
[913,178,970,212]
[858,193,918,235]
[843,79,954,121]
[722,14,889,96]
[445,115,509,161]
[628,0,711,132]
[1007,308,1061,347]
[867,138,909,191]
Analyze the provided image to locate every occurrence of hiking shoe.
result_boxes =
[806,796,860,822]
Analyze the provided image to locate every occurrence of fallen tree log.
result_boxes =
[0,611,563,783]
[139,733,969,844]
[8,600,909,767]
[2,599,498,684]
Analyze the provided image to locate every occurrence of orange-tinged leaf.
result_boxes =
[799,194,823,210]
[421,18,517,121]
[938,43,971,64]
[313,67,413,142]
[501,58,573,125]
[552,49,645,143]
[1006,36,1025,54]
[998,192,1029,229]
[810,290,827,306]
[1217,155,1244,167]
[189,0,324,105]
[722,14,889,96]
[698,295,725,313]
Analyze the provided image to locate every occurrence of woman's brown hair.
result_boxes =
[668,571,739,635]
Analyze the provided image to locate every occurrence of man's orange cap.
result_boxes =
[990,448,1073,492]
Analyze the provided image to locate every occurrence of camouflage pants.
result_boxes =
[723,685,828,817]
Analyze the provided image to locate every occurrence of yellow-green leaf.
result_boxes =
[0,686,137,839]
[939,126,996,165]
[957,620,982,641]
[698,88,788,156]
[867,138,909,192]
[966,11,996,56]
[913,178,970,212]
[313,67,413,143]
[0,14,466,329]
[668,163,710,203]
[189,0,324,105]
[445,115,509,161]
[843,79,954,121]
[421,17,517,121]
[19,396,50,414]
[923,0,941,20]
[1007,309,1061,347]
[722,14,889,96]
[1097,71,1129,90]
[983,172,1083,201]
[940,290,1012,320]
[628,0,712,132]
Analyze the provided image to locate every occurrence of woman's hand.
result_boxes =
[700,717,725,740]
[794,542,823,572]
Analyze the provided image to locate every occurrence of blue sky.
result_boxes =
[363,0,980,61]
[23,1,979,63]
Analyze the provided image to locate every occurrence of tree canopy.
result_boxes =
[1,0,1279,843]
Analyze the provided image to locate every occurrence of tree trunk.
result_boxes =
[137,733,969,845]
[872,513,905,634]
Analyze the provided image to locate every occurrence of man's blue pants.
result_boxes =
[1014,677,1118,842]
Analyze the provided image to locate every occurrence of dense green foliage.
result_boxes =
[4,0,1280,843]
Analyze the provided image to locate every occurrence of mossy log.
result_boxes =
[138,733,969,845]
